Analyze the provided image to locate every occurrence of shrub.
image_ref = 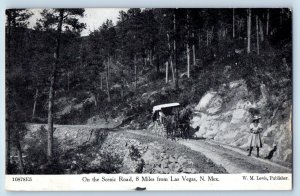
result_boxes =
[23,125,63,174]
[89,151,123,174]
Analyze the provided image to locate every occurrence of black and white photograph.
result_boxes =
[5,8,292,190]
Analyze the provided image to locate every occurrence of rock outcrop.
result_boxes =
[191,79,292,164]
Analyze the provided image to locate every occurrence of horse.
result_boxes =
[178,107,192,139]
[163,115,176,140]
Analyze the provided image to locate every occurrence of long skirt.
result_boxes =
[249,133,263,148]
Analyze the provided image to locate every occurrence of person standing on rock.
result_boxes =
[248,115,263,157]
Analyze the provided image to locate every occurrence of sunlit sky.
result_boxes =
[28,8,129,36]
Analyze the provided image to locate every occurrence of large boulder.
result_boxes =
[195,92,223,115]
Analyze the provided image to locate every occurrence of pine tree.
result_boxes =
[247,9,252,54]
[38,9,85,163]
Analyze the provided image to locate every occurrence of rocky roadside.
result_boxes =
[86,131,227,174]
[22,125,227,174]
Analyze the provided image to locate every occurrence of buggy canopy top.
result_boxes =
[153,103,180,113]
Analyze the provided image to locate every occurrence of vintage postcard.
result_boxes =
[5,8,292,191]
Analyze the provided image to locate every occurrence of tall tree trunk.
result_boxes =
[156,53,160,73]
[165,61,169,83]
[107,58,111,102]
[247,9,252,54]
[134,54,137,89]
[266,9,269,36]
[192,33,196,66]
[170,59,175,83]
[47,55,56,163]
[233,8,235,39]
[32,88,38,120]
[173,10,179,90]
[186,11,190,78]
[186,44,190,78]
[256,15,260,55]
[47,10,64,162]
[259,19,264,42]
[108,56,111,76]
[167,33,175,83]
[16,139,24,174]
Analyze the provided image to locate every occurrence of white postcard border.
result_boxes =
[6,173,292,191]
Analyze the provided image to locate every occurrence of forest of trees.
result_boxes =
[6,8,291,173]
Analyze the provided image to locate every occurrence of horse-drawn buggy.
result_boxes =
[152,103,191,140]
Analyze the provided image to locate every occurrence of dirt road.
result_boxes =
[179,140,291,173]
[126,130,291,174]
